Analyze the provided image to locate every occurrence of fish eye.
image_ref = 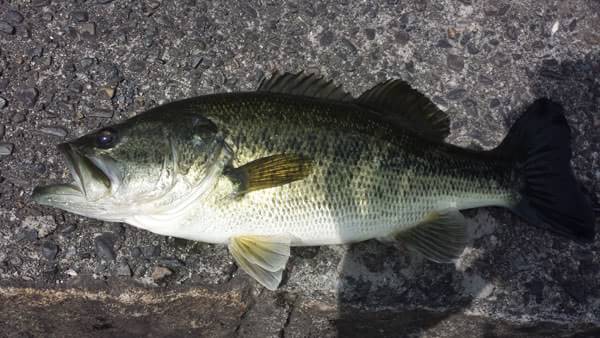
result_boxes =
[95,128,118,149]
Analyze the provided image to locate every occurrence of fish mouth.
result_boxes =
[32,144,115,205]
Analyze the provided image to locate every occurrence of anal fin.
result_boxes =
[395,208,467,263]
[228,235,291,290]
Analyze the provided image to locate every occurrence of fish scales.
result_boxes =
[157,92,516,245]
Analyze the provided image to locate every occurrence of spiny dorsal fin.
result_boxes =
[357,80,450,141]
[257,71,353,102]
[395,208,467,263]
[225,154,313,194]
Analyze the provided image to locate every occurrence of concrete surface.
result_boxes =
[0,0,599,337]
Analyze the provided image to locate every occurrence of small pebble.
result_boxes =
[22,216,57,238]
[86,109,113,118]
[436,39,452,48]
[462,99,477,115]
[80,22,96,38]
[395,30,410,45]
[143,245,161,258]
[484,3,510,16]
[467,43,480,54]
[116,261,132,276]
[131,247,143,258]
[158,257,184,268]
[447,53,464,71]
[15,228,38,241]
[447,88,467,100]
[71,11,89,22]
[94,233,116,261]
[133,264,146,278]
[191,56,203,69]
[0,20,15,35]
[33,162,46,175]
[17,87,39,107]
[41,242,59,260]
[31,0,50,7]
[319,30,335,46]
[532,40,545,49]
[5,10,24,24]
[61,224,77,234]
[478,74,494,86]
[101,86,115,99]
[506,26,519,41]
[0,143,14,156]
[11,112,26,123]
[489,98,501,108]
[78,57,96,70]
[10,256,22,266]
[27,46,43,58]
[0,97,7,109]
[447,27,459,40]
[65,269,78,277]
[569,19,577,32]
[40,127,68,138]
[151,266,172,281]
[41,12,53,22]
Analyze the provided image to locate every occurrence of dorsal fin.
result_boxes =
[257,71,353,101]
[356,80,450,141]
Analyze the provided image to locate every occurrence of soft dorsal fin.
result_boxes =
[257,71,353,102]
[356,80,450,141]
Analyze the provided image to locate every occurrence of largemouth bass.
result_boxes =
[32,72,596,290]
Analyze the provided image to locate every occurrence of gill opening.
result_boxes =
[153,135,231,218]
[153,130,180,199]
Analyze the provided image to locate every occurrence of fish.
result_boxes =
[32,71,596,290]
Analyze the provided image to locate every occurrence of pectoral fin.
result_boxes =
[395,208,467,263]
[228,235,291,290]
[225,154,313,194]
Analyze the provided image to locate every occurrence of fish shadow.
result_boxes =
[334,54,600,337]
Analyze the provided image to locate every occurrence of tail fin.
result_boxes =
[493,98,596,242]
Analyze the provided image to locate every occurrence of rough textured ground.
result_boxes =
[0,0,599,337]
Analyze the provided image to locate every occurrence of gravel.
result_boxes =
[0,20,14,35]
[0,0,599,336]
[39,127,68,138]
[5,10,24,24]
[41,242,59,260]
[142,245,161,258]
[94,233,116,261]
[21,216,57,238]
[115,260,131,277]
[151,266,173,281]
[447,53,465,72]
[70,11,88,23]
[447,88,467,101]
[16,87,39,107]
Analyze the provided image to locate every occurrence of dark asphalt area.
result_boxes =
[0,1,599,337]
